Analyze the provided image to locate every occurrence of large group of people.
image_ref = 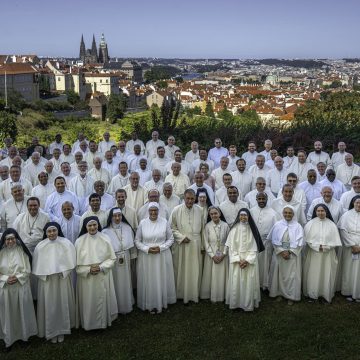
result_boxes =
[0,132,359,351]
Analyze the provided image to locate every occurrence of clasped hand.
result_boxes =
[7,275,18,285]
[239,260,248,269]
[90,264,101,275]
[148,246,160,254]
[281,250,291,260]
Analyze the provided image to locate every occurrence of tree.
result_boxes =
[65,89,80,106]
[156,80,168,89]
[107,93,127,123]
[150,104,160,129]
[204,101,215,118]
[0,111,18,143]
[330,80,343,89]
[217,104,234,121]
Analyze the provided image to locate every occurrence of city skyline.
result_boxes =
[1,0,359,59]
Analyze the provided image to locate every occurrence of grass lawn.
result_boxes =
[2,292,360,360]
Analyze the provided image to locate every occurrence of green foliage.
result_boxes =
[0,90,27,112]
[156,80,168,89]
[289,92,360,154]
[0,111,18,143]
[217,104,234,121]
[144,66,179,83]
[106,93,127,123]
[330,80,343,89]
[38,74,51,93]
[65,89,80,106]
[204,101,215,118]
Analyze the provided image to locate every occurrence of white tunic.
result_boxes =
[31,183,55,209]
[250,206,280,289]
[244,188,276,209]
[272,197,306,226]
[289,161,315,183]
[135,217,176,312]
[268,220,304,301]
[248,164,271,188]
[123,185,147,211]
[219,199,248,227]
[336,163,360,189]
[75,232,117,330]
[44,190,80,221]
[58,215,81,243]
[340,189,360,213]
[225,223,261,311]
[307,197,343,223]
[308,151,331,166]
[200,220,229,302]
[137,202,170,222]
[303,218,341,302]
[0,177,32,202]
[330,151,349,170]
[143,179,165,195]
[13,210,50,253]
[298,181,322,212]
[159,194,181,213]
[338,209,360,299]
[230,170,253,196]
[88,168,112,188]
[319,178,346,201]
[241,151,258,169]
[171,204,203,303]
[1,197,29,230]
[107,174,130,196]
[164,173,190,199]
[266,168,289,195]
[103,224,135,314]
[0,245,37,347]
[33,237,76,340]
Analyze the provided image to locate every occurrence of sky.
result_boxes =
[1,0,359,59]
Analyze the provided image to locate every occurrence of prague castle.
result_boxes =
[79,33,110,64]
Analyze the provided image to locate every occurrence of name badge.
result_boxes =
[117,251,126,266]
[352,253,360,261]
[282,242,290,250]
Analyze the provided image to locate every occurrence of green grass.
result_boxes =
[2,292,360,360]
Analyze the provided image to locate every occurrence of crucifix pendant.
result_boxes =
[29,231,33,236]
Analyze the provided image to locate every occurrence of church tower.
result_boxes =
[91,34,98,62]
[79,34,86,61]
[98,33,110,63]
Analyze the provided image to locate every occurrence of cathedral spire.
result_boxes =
[91,34,98,58]
[79,34,86,60]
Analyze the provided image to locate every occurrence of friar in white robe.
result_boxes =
[303,205,341,303]
[80,204,108,229]
[0,230,37,349]
[268,205,304,303]
[164,164,190,199]
[250,193,280,290]
[0,185,29,231]
[230,159,253,197]
[103,208,136,314]
[272,184,306,226]
[123,173,147,211]
[338,198,360,300]
[44,177,80,221]
[219,186,248,227]
[159,183,181,213]
[135,203,176,312]
[306,187,343,223]
[58,201,81,244]
[200,206,229,302]
[171,189,204,303]
[33,223,76,343]
[75,217,118,330]
[31,171,55,209]
[88,157,112,189]
[225,208,263,311]
[336,154,360,190]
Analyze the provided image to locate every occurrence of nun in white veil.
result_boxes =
[268,205,304,305]
[135,202,176,314]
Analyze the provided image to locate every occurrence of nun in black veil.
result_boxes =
[225,208,262,311]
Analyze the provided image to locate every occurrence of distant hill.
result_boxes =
[246,59,327,69]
